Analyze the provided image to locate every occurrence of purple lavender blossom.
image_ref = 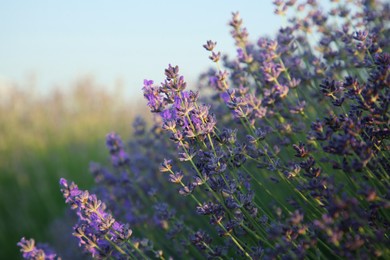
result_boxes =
[17,238,59,260]
[143,65,217,146]
[105,132,130,167]
[142,79,166,112]
[59,178,133,258]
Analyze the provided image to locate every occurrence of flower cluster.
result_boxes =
[106,132,130,167]
[59,178,136,259]
[19,0,389,259]
[17,238,60,260]
[143,64,217,147]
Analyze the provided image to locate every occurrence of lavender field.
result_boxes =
[11,0,390,259]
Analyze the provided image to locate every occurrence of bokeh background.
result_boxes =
[0,1,281,259]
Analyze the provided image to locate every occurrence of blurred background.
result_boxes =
[0,1,281,258]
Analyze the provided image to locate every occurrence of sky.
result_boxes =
[0,1,282,99]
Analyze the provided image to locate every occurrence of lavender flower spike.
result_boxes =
[106,132,130,167]
[17,237,60,260]
[143,79,165,112]
[59,178,133,259]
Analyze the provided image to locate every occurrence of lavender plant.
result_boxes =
[19,0,389,259]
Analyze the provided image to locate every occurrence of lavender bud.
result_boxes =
[203,40,217,51]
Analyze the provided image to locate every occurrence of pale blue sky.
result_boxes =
[0,1,282,98]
